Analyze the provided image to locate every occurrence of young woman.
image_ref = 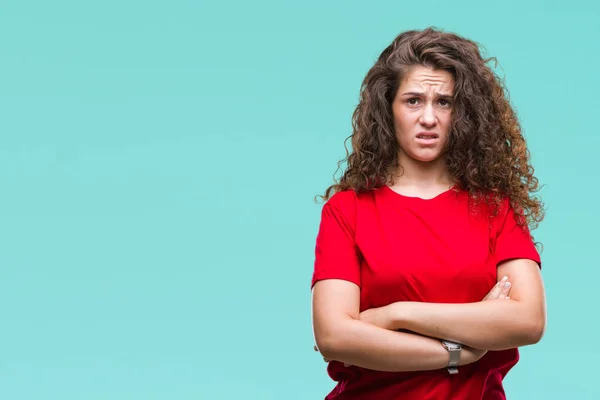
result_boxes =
[311,27,547,399]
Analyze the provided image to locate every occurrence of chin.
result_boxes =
[410,151,443,163]
[415,157,441,163]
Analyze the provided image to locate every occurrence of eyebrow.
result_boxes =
[400,91,454,99]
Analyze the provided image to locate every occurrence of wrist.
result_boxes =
[441,340,461,374]
[458,346,486,366]
[457,346,472,366]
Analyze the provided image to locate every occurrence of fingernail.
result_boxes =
[505,282,511,288]
[501,276,508,282]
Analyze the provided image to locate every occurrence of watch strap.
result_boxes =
[447,349,460,374]
[442,340,461,375]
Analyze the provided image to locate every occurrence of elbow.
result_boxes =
[315,332,343,360]
[315,322,355,361]
[314,315,358,360]
[522,316,546,345]
[529,320,546,344]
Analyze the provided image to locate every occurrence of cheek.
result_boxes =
[438,116,452,136]
[393,112,415,134]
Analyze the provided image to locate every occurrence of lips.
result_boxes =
[416,132,439,139]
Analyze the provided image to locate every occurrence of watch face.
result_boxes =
[443,341,461,351]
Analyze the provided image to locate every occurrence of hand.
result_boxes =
[458,277,512,365]
[482,275,512,301]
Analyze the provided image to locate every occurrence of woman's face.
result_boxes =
[391,65,455,164]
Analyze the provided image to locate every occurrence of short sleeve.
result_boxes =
[311,191,362,289]
[493,198,541,268]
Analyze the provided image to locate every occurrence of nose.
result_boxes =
[419,103,437,127]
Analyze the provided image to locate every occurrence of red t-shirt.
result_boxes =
[311,185,541,400]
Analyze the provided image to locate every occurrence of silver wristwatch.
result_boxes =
[441,340,462,374]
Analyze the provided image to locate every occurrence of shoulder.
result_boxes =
[324,188,378,212]
[321,188,379,226]
[325,189,358,209]
[483,193,532,236]
[468,190,511,216]
[491,194,518,220]
[321,190,359,224]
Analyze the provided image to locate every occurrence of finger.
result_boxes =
[490,281,503,299]
[493,276,509,298]
[486,276,507,300]
[486,282,501,300]
[499,280,511,298]
[482,282,497,300]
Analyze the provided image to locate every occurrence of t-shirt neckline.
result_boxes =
[381,184,457,201]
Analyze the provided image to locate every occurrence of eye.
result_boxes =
[439,99,452,107]
[407,98,420,105]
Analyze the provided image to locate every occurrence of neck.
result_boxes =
[390,155,454,188]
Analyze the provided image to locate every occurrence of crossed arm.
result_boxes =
[311,258,547,372]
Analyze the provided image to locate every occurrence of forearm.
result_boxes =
[316,317,467,372]
[393,300,545,351]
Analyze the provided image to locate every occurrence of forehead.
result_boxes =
[400,65,454,93]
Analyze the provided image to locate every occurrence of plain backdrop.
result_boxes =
[0,0,598,399]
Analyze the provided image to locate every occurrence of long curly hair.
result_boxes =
[319,27,544,232]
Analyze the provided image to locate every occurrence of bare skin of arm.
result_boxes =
[311,279,488,372]
[360,259,547,351]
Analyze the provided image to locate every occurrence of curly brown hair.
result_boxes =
[319,27,544,232]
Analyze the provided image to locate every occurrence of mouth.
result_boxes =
[416,133,439,141]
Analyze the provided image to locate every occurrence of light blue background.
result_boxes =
[0,0,597,399]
